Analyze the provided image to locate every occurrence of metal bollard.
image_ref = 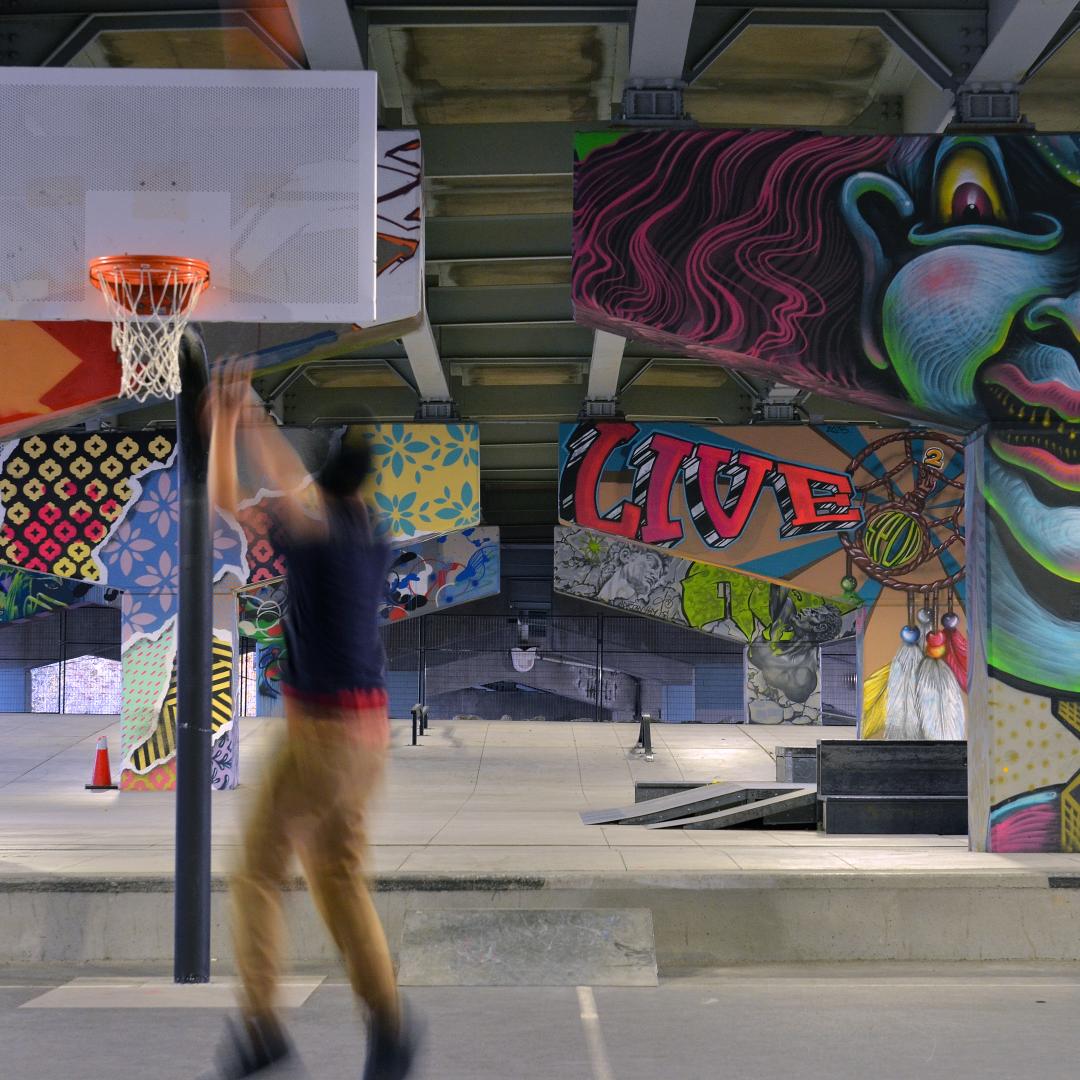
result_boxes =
[632,712,654,761]
[421,704,430,734]
[411,703,423,746]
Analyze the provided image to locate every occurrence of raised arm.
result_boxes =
[207,358,246,517]
[207,357,324,536]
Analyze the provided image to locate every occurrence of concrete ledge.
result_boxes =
[397,908,658,986]
[3,870,1080,968]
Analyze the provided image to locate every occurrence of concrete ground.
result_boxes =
[2,963,1079,1080]
[0,711,1078,877]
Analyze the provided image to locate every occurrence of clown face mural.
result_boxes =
[573,129,1080,850]
[840,137,1080,710]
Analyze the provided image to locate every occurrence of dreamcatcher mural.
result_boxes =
[839,430,967,741]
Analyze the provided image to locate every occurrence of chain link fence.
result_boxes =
[375,613,748,723]
[0,605,121,713]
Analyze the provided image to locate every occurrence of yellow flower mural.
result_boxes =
[360,423,481,540]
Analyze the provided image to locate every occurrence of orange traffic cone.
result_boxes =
[86,735,118,791]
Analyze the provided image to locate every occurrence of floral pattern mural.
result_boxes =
[362,423,481,540]
[0,432,174,580]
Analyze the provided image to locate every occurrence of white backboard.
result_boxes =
[0,66,378,323]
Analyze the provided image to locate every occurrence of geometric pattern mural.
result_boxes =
[0,431,174,580]
[119,620,176,782]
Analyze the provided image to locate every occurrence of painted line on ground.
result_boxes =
[577,985,616,1080]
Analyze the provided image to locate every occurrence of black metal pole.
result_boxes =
[173,327,213,984]
[418,614,427,710]
[595,615,603,722]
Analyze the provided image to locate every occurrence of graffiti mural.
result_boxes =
[236,527,501,702]
[383,527,500,621]
[0,563,118,624]
[573,129,1078,847]
[560,421,862,548]
[0,322,118,438]
[557,421,965,710]
[554,524,859,724]
[373,132,423,329]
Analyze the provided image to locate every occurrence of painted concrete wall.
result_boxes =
[554,524,859,725]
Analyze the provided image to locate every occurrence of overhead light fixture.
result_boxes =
[633,363,729,388]
[451,362,585,387]
[304,362,407,389]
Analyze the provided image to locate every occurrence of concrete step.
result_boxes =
[3,871,1080,968]
[818,741,969,835]
[821,796,968,836]
[397,908,657,986]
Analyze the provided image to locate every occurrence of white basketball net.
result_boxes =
[93,264,207,402]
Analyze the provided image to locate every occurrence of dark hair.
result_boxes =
[316,439,372,498]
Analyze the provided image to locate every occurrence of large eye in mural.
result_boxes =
[936,148,1009,227]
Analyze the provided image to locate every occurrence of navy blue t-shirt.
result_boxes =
[276,498,391,696]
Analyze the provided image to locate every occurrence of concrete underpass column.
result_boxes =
[967,431,1080,852]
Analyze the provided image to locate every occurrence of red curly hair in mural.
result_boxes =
[573,130,896,392]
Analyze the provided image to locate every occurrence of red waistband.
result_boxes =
[282,685,388,710]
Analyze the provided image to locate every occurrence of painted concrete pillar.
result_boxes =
[967,432,1080,852]
[255,643,285,717]
[118,586,239,792]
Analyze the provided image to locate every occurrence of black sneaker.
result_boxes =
[362,1002,421,1080]
[208,1015,294,1078]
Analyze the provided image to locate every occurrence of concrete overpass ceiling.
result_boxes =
[685,25,918,129]
[370,21,626,124]
[62,24,297,69]
[1022,26,1080,128]
[425,175,572,219]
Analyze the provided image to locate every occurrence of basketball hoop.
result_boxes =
[89,255,210,402]
[510,647,538,673]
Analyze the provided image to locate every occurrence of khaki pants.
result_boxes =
[231,698,398,1029]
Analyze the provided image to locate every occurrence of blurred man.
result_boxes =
[206,358,416,1079]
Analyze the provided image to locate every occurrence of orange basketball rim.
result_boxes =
[88,254,211,402]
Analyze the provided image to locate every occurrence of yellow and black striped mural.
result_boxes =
[128,636,233,774]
